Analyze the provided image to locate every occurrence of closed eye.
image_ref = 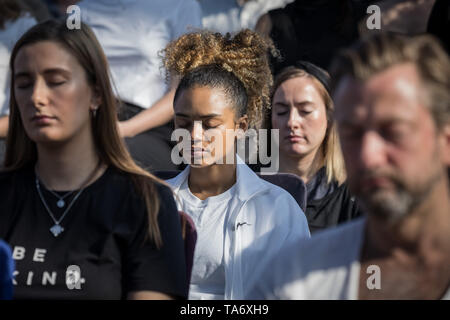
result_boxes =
[47,81,66,87]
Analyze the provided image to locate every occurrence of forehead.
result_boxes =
[273,77,322,103]
[333,63,428,123]
[174,86,235,117]
[14,40,80,72]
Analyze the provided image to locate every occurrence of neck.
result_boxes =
[35,129,102,191]
[279,148,324,183]
[189,163,237,199]
[365,177,450,262]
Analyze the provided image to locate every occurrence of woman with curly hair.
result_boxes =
[162,29,310,300]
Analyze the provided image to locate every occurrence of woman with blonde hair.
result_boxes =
[0,19,187,299]
[268,61,363,232]
[163,29,310,300]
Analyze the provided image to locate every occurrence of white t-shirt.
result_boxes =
[249,218,450,300]
[0,15,37,116]
[177,178,237,300]
[79,0,202,109]
[199,0,293,34]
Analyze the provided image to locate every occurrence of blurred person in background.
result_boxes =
[255,0,361,74]
[199,0,293,34]
[78,0,202,171]
[0,0,37,165]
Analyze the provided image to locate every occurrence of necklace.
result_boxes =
[36,179,84,237]
[45,188,77,208]
[35,161,102,237]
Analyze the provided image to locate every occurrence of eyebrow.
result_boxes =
[14,68,71,78]
[273,101,314,108]
[175,113,222,119]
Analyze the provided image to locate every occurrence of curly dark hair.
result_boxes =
[162,29,278,128]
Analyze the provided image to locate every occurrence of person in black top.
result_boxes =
[255,0,361,74]
[267,61,363,232]
[0,19,187,299]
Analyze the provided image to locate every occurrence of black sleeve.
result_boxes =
[340,183,365,221]
[123,183,187,299]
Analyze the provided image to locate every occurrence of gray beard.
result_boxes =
[358,168,444,225]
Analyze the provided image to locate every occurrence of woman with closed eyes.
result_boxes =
[268,61,364,233]
[0,20,187,300]
[162,30,310,300]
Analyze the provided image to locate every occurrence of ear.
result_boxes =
[90,86,102,111]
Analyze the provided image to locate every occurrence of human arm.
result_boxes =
[118,88,176,138]
[127,291,173,300]
[0,116,9,138]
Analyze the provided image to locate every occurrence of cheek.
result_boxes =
[58,84,92,124]
[304,112,328,141]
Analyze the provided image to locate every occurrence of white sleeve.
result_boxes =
[241,191,310,299]
[0,15,37,116]
[171,0,203,40]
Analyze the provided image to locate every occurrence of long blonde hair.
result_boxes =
[4,20,166,247]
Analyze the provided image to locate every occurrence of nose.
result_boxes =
[359,131,388,170]
[191,120,204,143]
[31,78,49,108]
[286,108,301,130]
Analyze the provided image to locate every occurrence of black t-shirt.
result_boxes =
[0,166,187,299]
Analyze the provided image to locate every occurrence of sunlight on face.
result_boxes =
[334,63,446,222]
[271,77,328,159]
[173,86,244,167]
[13,40,97,144]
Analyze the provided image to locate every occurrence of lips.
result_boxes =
[31,115,56,125]
[286,135,306,142]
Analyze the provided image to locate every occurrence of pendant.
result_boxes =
[50,224,64,237]
[57,199,65,208]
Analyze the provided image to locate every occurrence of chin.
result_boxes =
[27,128,69,145]
[283,146,309,158]
[361,189,413,224]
